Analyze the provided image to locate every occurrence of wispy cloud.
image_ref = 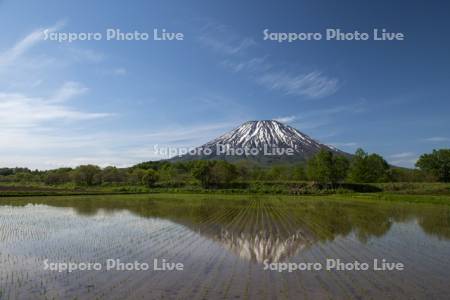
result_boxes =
[328,142,358,147]
[221,56,270,73]
[389,152,415,159]
[0,87,112,129]
[0,24,125,169]
[0,21,63,66]
[198,23,256,56]
[300,101,366,118]
[112,67,127,76]
[0,120,238,169]
[48,81,89,103]
[0,23,241,169]
[66,47,105,63]
[0,21,107,93]
[198,23,339,99]
[0,25,111,129]
[222,56,339,99]
[274,115,297,123]
[257,71,339,99]
[97,67,128,77]
[422,136,450,142]
[388,152,418,167]
[277,100,366,130]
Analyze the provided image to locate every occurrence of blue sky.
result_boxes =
[0,0,449,169]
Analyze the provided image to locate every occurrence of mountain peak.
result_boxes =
[206,119,318,149]
[173,120,348,163]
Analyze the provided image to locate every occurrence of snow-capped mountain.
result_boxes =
[174,120,347,163]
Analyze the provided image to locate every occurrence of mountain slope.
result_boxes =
[172,120,348,164]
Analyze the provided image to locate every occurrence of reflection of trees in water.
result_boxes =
[2,196,450,261]
[419,212,450,239]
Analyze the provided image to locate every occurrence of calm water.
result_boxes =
[0,195,449,299]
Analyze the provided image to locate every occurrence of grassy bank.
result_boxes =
[1,192,450,206]
[0,182,449,204]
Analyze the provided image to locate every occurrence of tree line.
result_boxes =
[0,148,448,188]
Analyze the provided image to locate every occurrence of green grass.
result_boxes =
[374,182,450,195]
[1,182,449,205]
[1,191,449,206]
[323,193,450,205]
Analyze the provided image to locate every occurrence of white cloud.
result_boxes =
[198,24,256,56]
[0,121,238,169]
[257,71,339,99]
[274,116,296,123]
[328,142,358,147]
[390,158,418,167]
[221,57,270,73]
[389,152,415,159]
[0,22,66,90]
[66,47,105,63]
[48,81,89,103]
[223,52,340,99]
[0,22,63,67]
[388,152,418,167]
[200,36,255,56]
[223,57,340,99]
[222,54,340,100]
[0,85,111,129]
[112,68,127,76]
[423,136,449,142]
[0,24,129,169]
[276,101,366,131]
[197,23,339,99]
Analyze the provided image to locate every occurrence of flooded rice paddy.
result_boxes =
[0,195,449,299]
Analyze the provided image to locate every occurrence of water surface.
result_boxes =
[0,195,449,299]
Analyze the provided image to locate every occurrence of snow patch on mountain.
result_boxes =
[172,120,347,162]
[202,120,333,154]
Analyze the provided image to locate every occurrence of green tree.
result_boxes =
[44,168,72,185]
[209,161,237,187]
[192,160,237,188]
[0,168,14,176]
[307,150,349,185]
[15,172,35,183]
[102,166,127,184]
[142,169,159,187]
[133,161,170,171]
[192,161,213,188]
[416,149,450,182]
[129,168,147,185]
[234,160,255,181]
[292,164,306,181]
[348,149,390,183]
[157,162,191,186]
[73,165,102,186]
[267,165,288,181]
[334,156,350,183]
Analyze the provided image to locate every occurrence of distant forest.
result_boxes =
[0,149,449,190]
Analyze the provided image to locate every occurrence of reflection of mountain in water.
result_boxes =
[172,200,321,262]
[217,229,310,263]
[2,196,450,262]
